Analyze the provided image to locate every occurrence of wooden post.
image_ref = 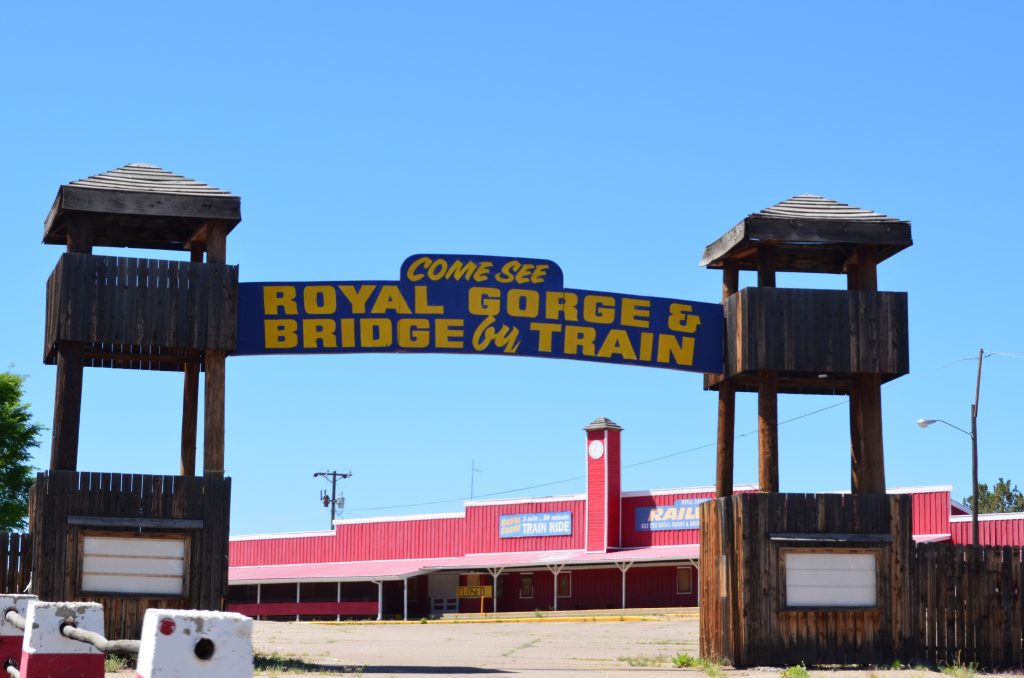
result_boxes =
[66,219,94,254]
[755,248,779,493]
[202,224,227,477]
[203,350,226,476]
[757,245,776,288]
[51,342,85,471]
[854,373,885,493]
[716,264,738,498]
[847,245,884,493]
[757,370,779,493]
[180,245,205,476]
[205,222,227,264]
[181,364,200,476]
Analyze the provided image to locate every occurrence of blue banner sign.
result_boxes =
[235,254,724,373]
[499,511,573,538]
[635,498,710,532]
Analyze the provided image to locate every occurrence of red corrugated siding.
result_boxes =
[229,534,337,566]
[620,491,714,548]
[607,432,621,549]
[337,517,464,560]
[950,517,1024,545]
[909,490,953,536]
[463,500,585,553]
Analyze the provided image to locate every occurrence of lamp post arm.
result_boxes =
[931,419,974,439]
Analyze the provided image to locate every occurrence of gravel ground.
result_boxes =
[103,613,1024,677]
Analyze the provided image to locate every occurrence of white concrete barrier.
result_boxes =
[135,609,253,677]
[0,594,36,669]
[20,601,104,678]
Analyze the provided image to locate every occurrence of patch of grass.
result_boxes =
[673,652,699,667]
[619,654,670,667]
[253,651,358,674]
[781,663,809,678]
[698,657,725,677]
[104,654,136,672]
[891,659,903,670]
[940,663,978,678]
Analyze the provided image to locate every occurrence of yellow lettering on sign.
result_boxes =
[263,286,298,315]
[397,318,430,348]
[657,334,695,366]
[469,287,501,316]
[620,298,651,329]
[435,319,464,349]
[361,318,392,348]
[564,326,597,357]
[338,284,376,314]
[339,318,356,348]
[302,319,337,349]
[545,291,578,322]
[405,256,431,282]
[667,303,701,333]
[582,295,615,324]
[530,322,562,353]
[303,285,336,315]
[371,285,411,314]
[414,286,444,314]
[596,329,637,360]
[507,289,539,318]
[265,319,298,349]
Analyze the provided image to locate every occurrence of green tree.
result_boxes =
[964,477,1024,514]
[0,372,41,531]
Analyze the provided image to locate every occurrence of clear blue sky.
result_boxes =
[2,2,1021,536]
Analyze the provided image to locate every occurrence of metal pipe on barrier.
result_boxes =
[2,613,24,633]
[59,621,141,655]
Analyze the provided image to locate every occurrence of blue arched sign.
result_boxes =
[235,254,723,373]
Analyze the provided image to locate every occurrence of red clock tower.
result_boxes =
[584,417,622,553]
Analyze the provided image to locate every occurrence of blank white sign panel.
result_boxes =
[785,552,877,607]
[82,536,186,596]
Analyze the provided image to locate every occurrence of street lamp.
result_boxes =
[916,348,985,546]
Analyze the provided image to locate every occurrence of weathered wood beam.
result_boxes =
[716,384,736,498]
[51,342,85,471]
[205,222,228,264]
[66,219,94,254]
[757,370,779,493]
[757,245,776,288]
[203,349,226,476]
[851,373,886,493]
[181,364,199,476]
[715,264,739,498]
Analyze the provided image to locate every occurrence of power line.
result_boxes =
[344,351,1015,515]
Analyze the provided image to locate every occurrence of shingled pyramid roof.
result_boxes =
[584,416,623,431]
[753,194,901,222]
[700,194,911,273]
[44,163,241,251]
[66,163,237,197]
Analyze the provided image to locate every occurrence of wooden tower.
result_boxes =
[32,163,240,637]
[698,195,915,665]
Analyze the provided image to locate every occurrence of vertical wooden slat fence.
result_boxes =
[911,544,1023,669]
[0,533,32,594]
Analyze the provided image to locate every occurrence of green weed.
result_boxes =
[781,663,809,678]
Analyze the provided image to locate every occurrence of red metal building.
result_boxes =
[227,417,1024,620]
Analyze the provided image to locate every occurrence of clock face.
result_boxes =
[588,439,605,460]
